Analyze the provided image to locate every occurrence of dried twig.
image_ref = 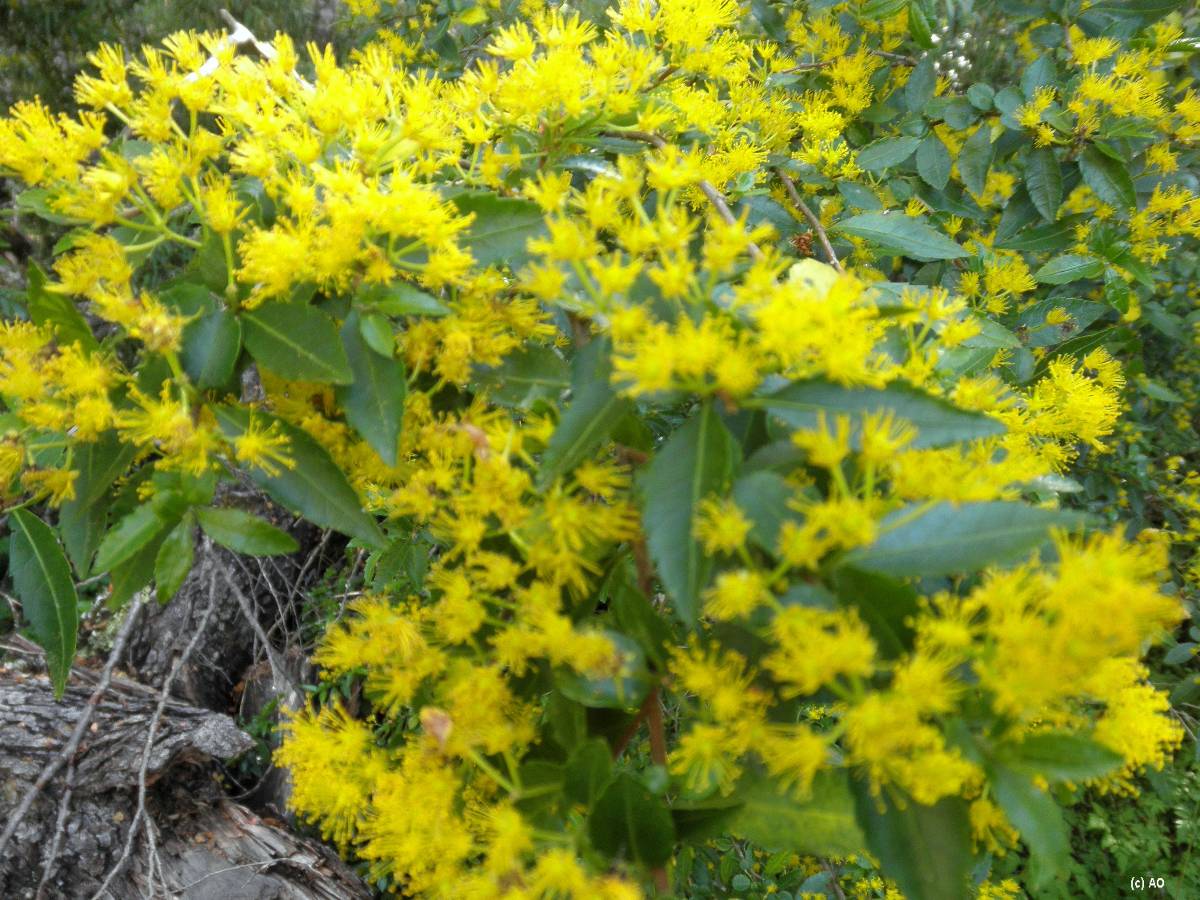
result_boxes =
[219,558,304,701]
[776,169,845,273]
[0,595,149,862]
[603,129,765,261]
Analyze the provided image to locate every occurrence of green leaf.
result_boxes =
[108,532,165,609]
[241,302,352,384]
[608,567,673,667]
[58,434,136,576]
[732,770,865,857]
[1078,145,1136,210]
[1025,148,1063,222]
[991,764,1070,889]
[733,471,797,553]
[94,499,172,573]
[59,496,108,579]
[862,0,908,17]
[359,281,449,317]
[967,83,995,110]
[997,733,1123,783]
[336,311,406,466]
[475,346,569,408]
[908,0,934,48]
[905,57,937,112]
[856,136,921,173]
[537,345,632,488]
[451,192,548,270]
[832,567,918,659]
[557,631,651,711]
[195,506,299,556]
[957,125,993,197]
[565,739,614,806]
[155,513,195,604]
[181,307,241,389]
[214,406,386,550]
[836,213,968,261]
[9,510,79,698]
[27,262,97,353]
[845,501,1080,577]
[639,403,737,626]
[761,379,1004,449]
[994,217,1077,253]
[358,312,395,357]
[589,773,676,866]
[1035,254,1105,285]
[853,785,972,900]
[916,135,951,191]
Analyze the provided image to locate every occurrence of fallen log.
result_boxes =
[0,656,369,899]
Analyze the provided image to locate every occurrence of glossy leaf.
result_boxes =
[1025,147,1063,222]
[991,764,1069,888]
[761,379,1004,449]
[1078,145,1136,210]
[845,501,1080,577]
[957,124,993,197]
[242,302,352,384]
[916,134,951,191]
[94,498,172,573]
[27,261,96,353]
[639,402,737,626]
[336,311,406,466]
[155,513,195,604]
[475,345,569,408]
[359,281,449,317]
[181,307,241,389]
[9,509,78,698]
[195,506,299,556]
[996,733,1123,783]
[451,192,547,269]
[856,136,920,172]
[1035,254,1105,285]
[214,406,386,550]
[836,213,968,261]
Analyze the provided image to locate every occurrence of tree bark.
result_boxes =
[0,665,370,899]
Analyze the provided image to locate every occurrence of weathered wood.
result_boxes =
[0,666,369,899]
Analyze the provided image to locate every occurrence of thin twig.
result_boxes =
[785,47,918,74]
[776,170,845,273]
[603,130,764,261]
[219,559,304,701]
[0,595,149,860]
[89,570,220,900]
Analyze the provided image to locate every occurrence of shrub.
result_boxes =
[1,1,1198,897]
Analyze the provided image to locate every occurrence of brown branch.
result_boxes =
[0,594,149,860]
[776,170,845,273]
[602,130,764,261]
[785,48,917,74]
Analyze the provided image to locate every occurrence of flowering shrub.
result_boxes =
[2,0,1199,897]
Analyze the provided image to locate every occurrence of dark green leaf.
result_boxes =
[639,403,737,626]
[155,514,195,604]
[359,281,449,317]
[856,136,921,173]
[214,406,386,550]
[905,57,937,111]
[476,346,569,409]
[761,379,1004,449]
[997,733,1123,783]
[94,500,172,573]
[845,501,1080,577]
[590,773,676,866]
[832,567,918,659]
[957,125,993,197]
[538,347,632,487]
[908,0,934,48]
[916,135,951,191]
[1025,148,1063,222]
[836,213,968,261]
[994,217,1077,253]
[1035,254,1105,285]
[565,739,613,806]
[241,302,352,384]
[451,192,547,269]
[1078,145,1136,210]
[358,312,395,356]
[733,770,865,857]
[556,631,650,711]
[991,764,1069,888]
[336,311,406,466]
[107,532,165,609]
[862,0,908,17]
[181,307,241,389]
[27,262,97,353]
[853,785,972,900]
[195,506,298,556]
[9,509,78,698]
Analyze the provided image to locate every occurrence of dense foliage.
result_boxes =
[3,0,1200,897]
